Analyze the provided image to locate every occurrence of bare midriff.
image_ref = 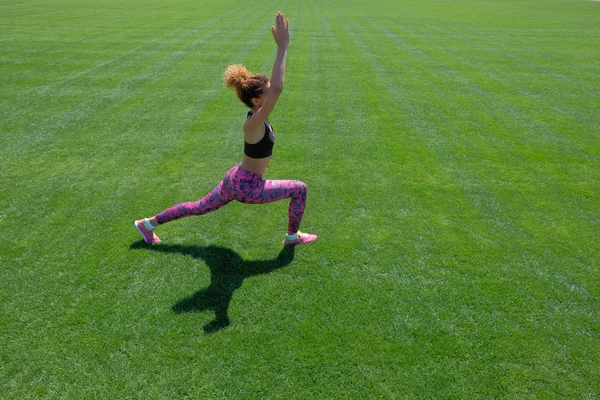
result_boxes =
[240,155,270,176]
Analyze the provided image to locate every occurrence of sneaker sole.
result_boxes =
[283,238,317,246]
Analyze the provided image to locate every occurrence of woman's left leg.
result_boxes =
[237,179,307,234]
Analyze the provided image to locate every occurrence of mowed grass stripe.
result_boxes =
[332,0,600,129]
[282,0,391,259]
[412,3,600,79]
[327,2,599,396]
[0,1,247,93]
[348,0,600,242]
[415,20,600,94]
[0,1,255,153]
[348,4,598,146]
[392,18,600,136]
[340,3,599,264]
[306,0,430,253]
[291,0,387,258]
[0,0,258,156]
[332,0,531,281]
[345,2,599,188]
[408,21,600,135]
[330,1,485,266]
[303,4,515,395]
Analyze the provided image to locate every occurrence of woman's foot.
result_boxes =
[283,231,317,246]
[135,219,161,244]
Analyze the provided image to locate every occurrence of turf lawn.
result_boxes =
[1,0,599,398]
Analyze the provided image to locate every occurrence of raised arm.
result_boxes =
[269,12,289,93]
[244,12,289,132]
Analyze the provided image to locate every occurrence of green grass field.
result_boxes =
[1,0,599,398]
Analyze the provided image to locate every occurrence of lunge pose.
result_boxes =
[135,12,317,246]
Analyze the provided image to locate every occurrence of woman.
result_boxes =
[135,12,317,246]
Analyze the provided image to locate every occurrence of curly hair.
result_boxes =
[224,64,269,108]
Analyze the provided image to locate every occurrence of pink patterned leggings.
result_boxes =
[155,165,307,234]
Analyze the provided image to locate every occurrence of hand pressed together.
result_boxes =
[271,11,290,49]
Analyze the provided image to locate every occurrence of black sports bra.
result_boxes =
[244,111,274,159]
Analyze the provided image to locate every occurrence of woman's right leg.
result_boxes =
[135,181,233,243]
[136,166,237,243]
[154,180,234,225]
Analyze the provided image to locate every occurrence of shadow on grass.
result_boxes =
[130,242,295,333]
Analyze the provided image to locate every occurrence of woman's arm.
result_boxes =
[269,12,289,93]
[245,12,289,132]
